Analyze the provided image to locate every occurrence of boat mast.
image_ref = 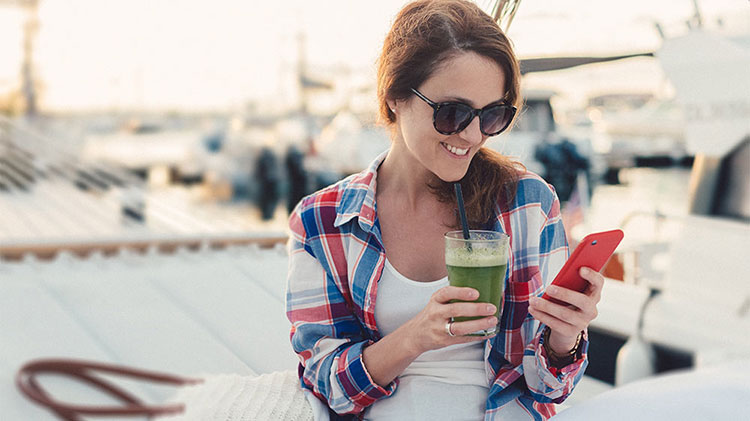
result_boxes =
[20,0,39,117]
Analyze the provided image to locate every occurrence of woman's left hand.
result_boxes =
[527,267,603,353]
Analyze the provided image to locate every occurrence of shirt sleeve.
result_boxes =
[521,187,589,404]
[285,204,396,415]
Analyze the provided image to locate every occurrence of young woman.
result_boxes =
[286,1,603,419]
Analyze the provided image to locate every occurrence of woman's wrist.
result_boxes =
[362,326,423,387]
[396,321,426,358]
[546,328,579,354]
[543,327,582,367]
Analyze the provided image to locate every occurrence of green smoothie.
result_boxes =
[445,231,508,336]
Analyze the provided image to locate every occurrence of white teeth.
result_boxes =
[443,142,468,156]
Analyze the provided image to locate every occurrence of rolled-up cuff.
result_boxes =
[538,329,589,382]
[335,341,397,412]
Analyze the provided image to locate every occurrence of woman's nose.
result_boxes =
[458,115,484,145]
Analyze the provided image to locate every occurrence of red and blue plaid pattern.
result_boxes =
[286,151,588,420]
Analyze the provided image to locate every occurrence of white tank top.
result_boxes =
[364,259,489,420]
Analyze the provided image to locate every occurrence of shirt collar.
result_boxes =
[333,149,388,233]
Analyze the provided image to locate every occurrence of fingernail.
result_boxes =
[486,304,496,313]
[488,317,498,326]
[580,267,589,276]
[547,286,557,294]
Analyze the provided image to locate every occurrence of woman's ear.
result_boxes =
[387,101,397,114]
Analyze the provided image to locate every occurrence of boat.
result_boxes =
[554,2,750,417]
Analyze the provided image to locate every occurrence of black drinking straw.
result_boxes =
[454,183,471,245]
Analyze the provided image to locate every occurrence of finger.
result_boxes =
[532,294,598,327]
[580,267,604,298]
[544,285,590,311]
[530,296,588,327]
[434,286,479,304]
[450,331,496,345]
[455,334,494,344]
[527,306,580,338]
[449,316,498,337]
[441,302,497,319]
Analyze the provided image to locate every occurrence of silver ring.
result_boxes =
[445,321,455,337]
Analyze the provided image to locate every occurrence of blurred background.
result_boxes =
[1,0,749,419]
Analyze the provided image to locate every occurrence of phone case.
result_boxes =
[542,229,624,305]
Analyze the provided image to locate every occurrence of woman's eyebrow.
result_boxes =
[442,95,506,108]
[442,95,474,105]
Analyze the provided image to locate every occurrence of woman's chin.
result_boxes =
[435,167,469,183]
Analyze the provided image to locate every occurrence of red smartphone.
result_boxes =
[542,229,624,305]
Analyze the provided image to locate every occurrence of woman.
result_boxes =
[286,1,602,419]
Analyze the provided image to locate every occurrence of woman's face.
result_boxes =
[391,51,507,182]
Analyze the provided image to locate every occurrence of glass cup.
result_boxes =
[445,230,509,336]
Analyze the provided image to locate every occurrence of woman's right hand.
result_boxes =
[362,286,498,388]
[401,286,498,355]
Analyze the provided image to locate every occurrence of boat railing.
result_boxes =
[0,234,289,261]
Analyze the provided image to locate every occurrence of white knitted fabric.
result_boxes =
[160,370,314,421]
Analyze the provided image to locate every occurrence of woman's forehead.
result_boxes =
[420,51,507,107]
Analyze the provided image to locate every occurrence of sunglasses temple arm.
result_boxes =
[411,88,438,107]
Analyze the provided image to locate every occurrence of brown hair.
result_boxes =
[377,0,523,228]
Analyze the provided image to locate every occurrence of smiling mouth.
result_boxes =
[440,142,469,157]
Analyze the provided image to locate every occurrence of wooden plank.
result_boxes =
[32,254,256,378]
[0,265,138,421]
[147,248,298,374]
[37,181,125,237]
[0,193,47,238]
[224,245,290,302]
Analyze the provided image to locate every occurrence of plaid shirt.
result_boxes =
[286,151,588,420]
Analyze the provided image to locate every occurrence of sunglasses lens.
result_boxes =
[434,104,473,134]
[480,106,513,135]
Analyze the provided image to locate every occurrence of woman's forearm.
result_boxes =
[362,324,422,388]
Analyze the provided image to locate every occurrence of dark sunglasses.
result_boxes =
[410,88,516,136]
